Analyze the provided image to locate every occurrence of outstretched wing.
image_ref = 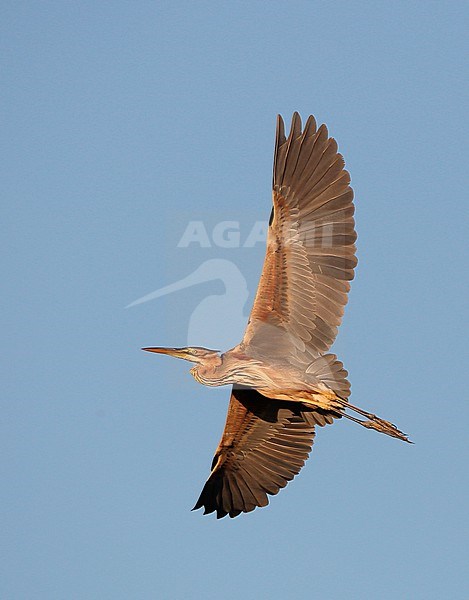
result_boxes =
[193,387,333,519]
[242,113,357,364]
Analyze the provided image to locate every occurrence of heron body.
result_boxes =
[190,349,339,404]
[143,113,411,519]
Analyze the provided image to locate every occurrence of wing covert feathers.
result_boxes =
[193,387,335,519]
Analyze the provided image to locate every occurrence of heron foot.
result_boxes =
[360,418,413,443]
[335,399,412,443]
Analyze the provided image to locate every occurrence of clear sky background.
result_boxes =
[2,2,468,599]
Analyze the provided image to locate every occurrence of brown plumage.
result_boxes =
[193,388,323,519]
[143,113,411,519]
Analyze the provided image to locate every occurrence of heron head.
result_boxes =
[142,346,221,365]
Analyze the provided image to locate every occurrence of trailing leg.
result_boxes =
[334,398,412,443]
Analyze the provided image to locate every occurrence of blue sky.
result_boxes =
[2,2,468,598]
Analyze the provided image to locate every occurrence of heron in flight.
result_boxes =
[144,113,411,519]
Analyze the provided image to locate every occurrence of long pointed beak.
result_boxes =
[142,347,193,361]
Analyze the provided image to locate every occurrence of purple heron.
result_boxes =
[144,113,410,519]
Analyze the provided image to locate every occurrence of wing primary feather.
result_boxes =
[276,112,302,187]
[273,114,286,186]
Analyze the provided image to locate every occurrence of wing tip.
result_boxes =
[290,112,302,137]
[304,114,317,136]
[276,114,286,145]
